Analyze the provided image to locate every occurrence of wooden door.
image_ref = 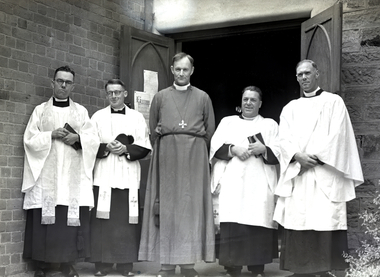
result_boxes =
[120,26,175,208]
[301,3,342,93]
[120,25,175,107]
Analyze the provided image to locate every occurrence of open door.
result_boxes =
[301,3,342,93]
[120,26,175,209]
[120,25,175,107]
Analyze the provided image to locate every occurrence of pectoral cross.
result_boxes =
[131,197,137,207]
[179,119,187,129]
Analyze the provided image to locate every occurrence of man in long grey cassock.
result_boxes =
[210,86,280,277]
[139,52,216,277]
[273,60,364,277]
[89,79,151,276]
[22,66,99,277]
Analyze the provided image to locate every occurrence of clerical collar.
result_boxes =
[303,87,323,98]
[111,106,125,114]
[173,82,191,91]
[53,97,69,107]
[239,114,257,121]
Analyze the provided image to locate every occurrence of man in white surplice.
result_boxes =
[210,86,280,277]
[274,60,364,277]
[89,79,151,277]
[22,66,99,277]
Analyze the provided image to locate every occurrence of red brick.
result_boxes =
[33,13,52,27]
[0,156,6,166]
[4,241,23,254]
[11,27,32,42]
[0,253,10,265]
[1,168,11,178]
[70,45,86,56]
[10,253,21,264]
[11,167,23,178]
[0,45,11,57]
[8,157,23,167]
[12,210,23,221]
[1,210,12,221]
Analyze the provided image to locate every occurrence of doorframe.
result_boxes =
[166,18,309,51]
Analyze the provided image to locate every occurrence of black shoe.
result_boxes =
[94,270,108,276]
[226,270,242,277]
[157,269,176,277]
[118,271,134,276]
[60,264,79,277]
[94,263,113,276]
[226,272,241,277]
[34,268,45,277]
[116,263,134,276]
[181,268,199,277]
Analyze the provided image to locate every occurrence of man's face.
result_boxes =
[296,62,319,93]
[106,84,127,109]
[171,57,194,86]
[241,90,262,118]
[51,71,75,99]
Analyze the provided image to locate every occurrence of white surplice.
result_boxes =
[22,98,99,226]
[91,105,151,222]
[210,115,280,229]
[274,91,364,231]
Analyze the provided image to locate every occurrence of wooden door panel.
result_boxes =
[120,26,175,106]
[119,26,175,208]
[130,42,172,97]
[301,3,342,93]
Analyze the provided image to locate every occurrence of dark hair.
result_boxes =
[54,65,75,80]
[105,79,126,91]
[296,59,318,71]
[172,52,194,66]
[242,85,263,101]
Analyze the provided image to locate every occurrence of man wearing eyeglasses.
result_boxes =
[273,60,364,277]
[89,79,151,276]
[22,66,99,277]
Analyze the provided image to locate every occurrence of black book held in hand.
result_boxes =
[63,123,80,150]
[248,133,264,158]
[248,135,256,143]
[248,133,264,144]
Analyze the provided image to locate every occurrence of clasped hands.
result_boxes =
[294,152,320,176]
[51,128,79,146]
[231,140,266,161]
[106,140,127,155]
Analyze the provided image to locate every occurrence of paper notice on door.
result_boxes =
[144,70,159,94]
[134,91,154,126]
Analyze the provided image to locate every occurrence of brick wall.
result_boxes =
[342,0,380,250]
[0,0,150,276]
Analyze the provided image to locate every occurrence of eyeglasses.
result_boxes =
[55,79,74,86]
[106,90,124,97]
[296,72,312,79]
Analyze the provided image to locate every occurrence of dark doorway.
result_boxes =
[182,27,301,126]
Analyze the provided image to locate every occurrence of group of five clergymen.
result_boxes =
[21,53,363,277]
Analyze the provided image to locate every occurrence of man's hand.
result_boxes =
[248,139,266,157]
[61,132,79,146]
[231,145,251,161]
[106,140,126,155]
[294,152,319,175]
[155,123,162,135]
[52,128,69,139]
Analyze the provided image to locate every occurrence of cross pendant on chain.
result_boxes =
[179,119,187,129]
